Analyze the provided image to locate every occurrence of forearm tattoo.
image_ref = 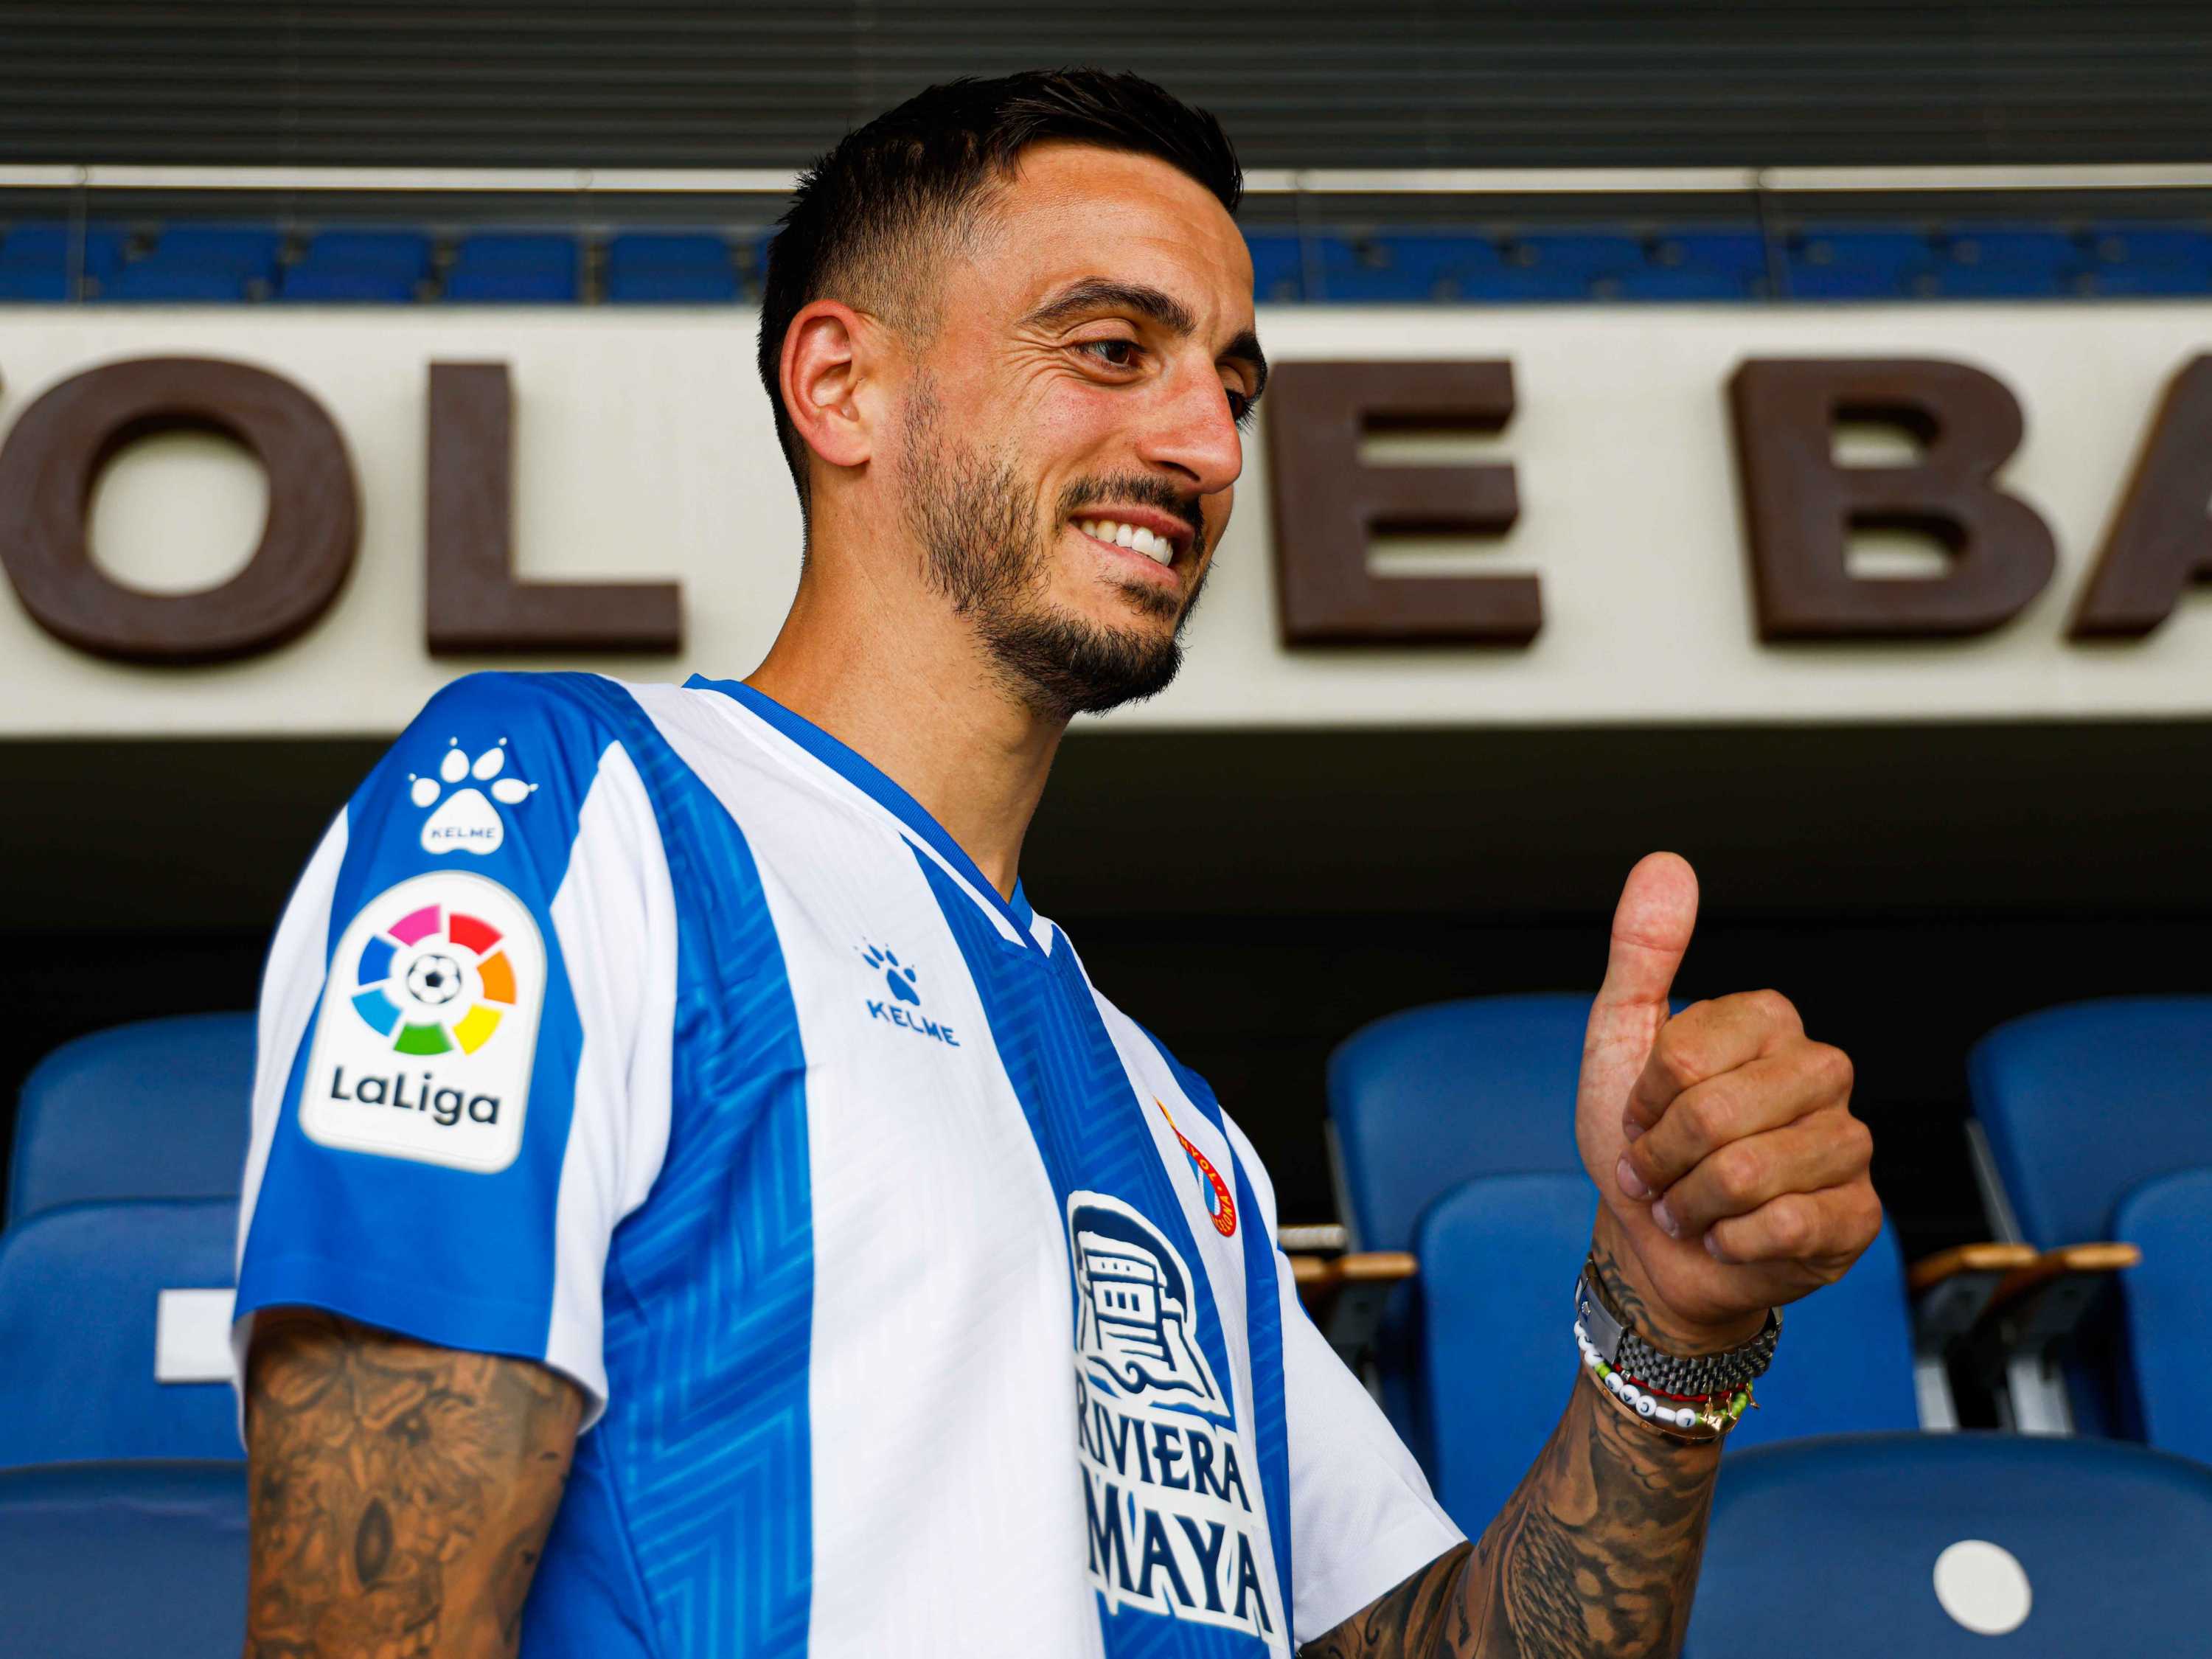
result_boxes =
[1302,1235,1724,1658]
[243,1310,582,1659]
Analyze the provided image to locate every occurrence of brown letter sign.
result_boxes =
[427,362,681,655]
[2071,354,2212,638]
[0,356,358,664]
[1265,361,1528,644]
[1730,358,2055,639]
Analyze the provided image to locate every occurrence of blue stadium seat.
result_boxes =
[0,1197,241,1467]
[443,232,581,302]
[149,224,283,277]
[605,234,740,302]
[0,221,129,298]
[1945,226,2081,270]
[1927,262,2074,299]
[1969,997,2212,1433]
[1787,226,1935,299]
[2083,223,2212,268]
[0,1461,246,1659]
[1655,228,1769,277]
[1245,232,1305,302]
[1686,1433,2212,1656]
[103,265,261,302]
[1328,994,1593,1251]
[278,265,420,302]
[1509,231,1647,282]
[278,229,431,302]
[2087,262,2212,298]
[1610,264,1756,301]
[2115,1166,2212,1467]
[1970,998,2212,1250]
[1315,234,1502,302]
[1416,1172,1919,1536]
[9,1012,254,1224]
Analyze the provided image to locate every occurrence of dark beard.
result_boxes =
[902,378,1204,720]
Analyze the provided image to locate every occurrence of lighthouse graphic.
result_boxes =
[1069,1192,1227,1417]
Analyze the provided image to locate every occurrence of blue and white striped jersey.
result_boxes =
[232,670,1459,1658]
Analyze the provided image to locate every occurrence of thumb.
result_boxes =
[1593,851,1699,1016]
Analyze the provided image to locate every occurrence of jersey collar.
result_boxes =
[685,675,1040,947]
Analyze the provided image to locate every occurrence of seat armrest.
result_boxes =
[1907,1242,2039,1355]
[1969,1242,2141,1382]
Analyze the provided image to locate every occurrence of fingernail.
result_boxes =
[1704,1231,1727,1261]
[1652,1197,1680,1237]
[1621,1119,1645,1144]
[1615,1156,1649,1200]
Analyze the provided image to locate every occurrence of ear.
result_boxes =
[779,299,882,479]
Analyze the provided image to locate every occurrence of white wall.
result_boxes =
[1,302,2210,737]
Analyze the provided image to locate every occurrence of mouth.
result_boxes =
[1068,509,1195,580]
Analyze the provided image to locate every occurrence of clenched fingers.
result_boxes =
[1618,1038,1854,1200]
[1705,1180,1885,1272]
[1622,989,1806,1141]
[1646,1108,1874,1240]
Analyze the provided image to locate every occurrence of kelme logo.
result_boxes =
[857,940,958,1047]
[410,737,537,857]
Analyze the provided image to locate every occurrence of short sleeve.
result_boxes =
[1218,1116,1466,1644]
[232,672,675,1430]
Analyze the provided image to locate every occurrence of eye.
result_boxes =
[1078,338,1141,370]
[1226,389,1254,428]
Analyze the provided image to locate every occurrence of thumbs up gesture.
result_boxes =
[1576,854,1882,1343]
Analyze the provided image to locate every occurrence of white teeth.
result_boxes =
[1076,517,1174,564]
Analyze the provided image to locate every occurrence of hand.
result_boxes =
[1574,852,1882,1344]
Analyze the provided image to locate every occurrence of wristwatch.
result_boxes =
[1573,1257,1781,1398]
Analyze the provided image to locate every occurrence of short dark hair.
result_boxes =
[756,69,1243,507]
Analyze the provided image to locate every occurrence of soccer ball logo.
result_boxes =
[348,900,519,1057]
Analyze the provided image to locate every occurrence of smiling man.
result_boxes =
[231,70,1878,1658]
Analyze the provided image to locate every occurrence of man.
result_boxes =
[232,69,1879,1658]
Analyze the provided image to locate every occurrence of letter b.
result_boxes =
[1730,358,2056,638]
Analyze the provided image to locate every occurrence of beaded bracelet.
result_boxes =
[1575,1318,1755,1437]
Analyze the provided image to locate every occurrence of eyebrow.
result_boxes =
[1022,277,1269,400]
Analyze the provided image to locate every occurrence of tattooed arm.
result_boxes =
[242,1307,585,1659]
[1300,1218,1742,1658]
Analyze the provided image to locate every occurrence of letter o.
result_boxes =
[0,356,359,663]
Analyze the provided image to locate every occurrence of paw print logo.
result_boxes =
[411,737,536,858]
[860,943,922,1005]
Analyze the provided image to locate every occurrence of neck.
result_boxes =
[744,519,1064,902]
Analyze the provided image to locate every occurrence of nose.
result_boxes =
[1133,355,1245,501]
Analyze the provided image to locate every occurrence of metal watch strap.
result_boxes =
[1573,1260,1781,1397]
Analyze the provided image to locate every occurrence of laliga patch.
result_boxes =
[300,871,544,1174]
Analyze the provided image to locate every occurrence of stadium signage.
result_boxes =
[1,343,2210,677]
[1266,356,2212,647]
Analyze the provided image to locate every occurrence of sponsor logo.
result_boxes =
[1157,1102,1237,1238]
[300,872,543,1173]
[857,941,958,1047]
[409,737,536,857]
[1069,1192,1276,1642]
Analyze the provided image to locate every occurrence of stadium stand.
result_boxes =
[2115,1166,2212,1467]
[9,215,2212,306]
[1968,997,2211,1433]
[1685,1433,2212,1655]
[0,1197,240,1468]
[1413,1170,1919,1536]
[7,1012,254,1224]
[0,1460,248,1659]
